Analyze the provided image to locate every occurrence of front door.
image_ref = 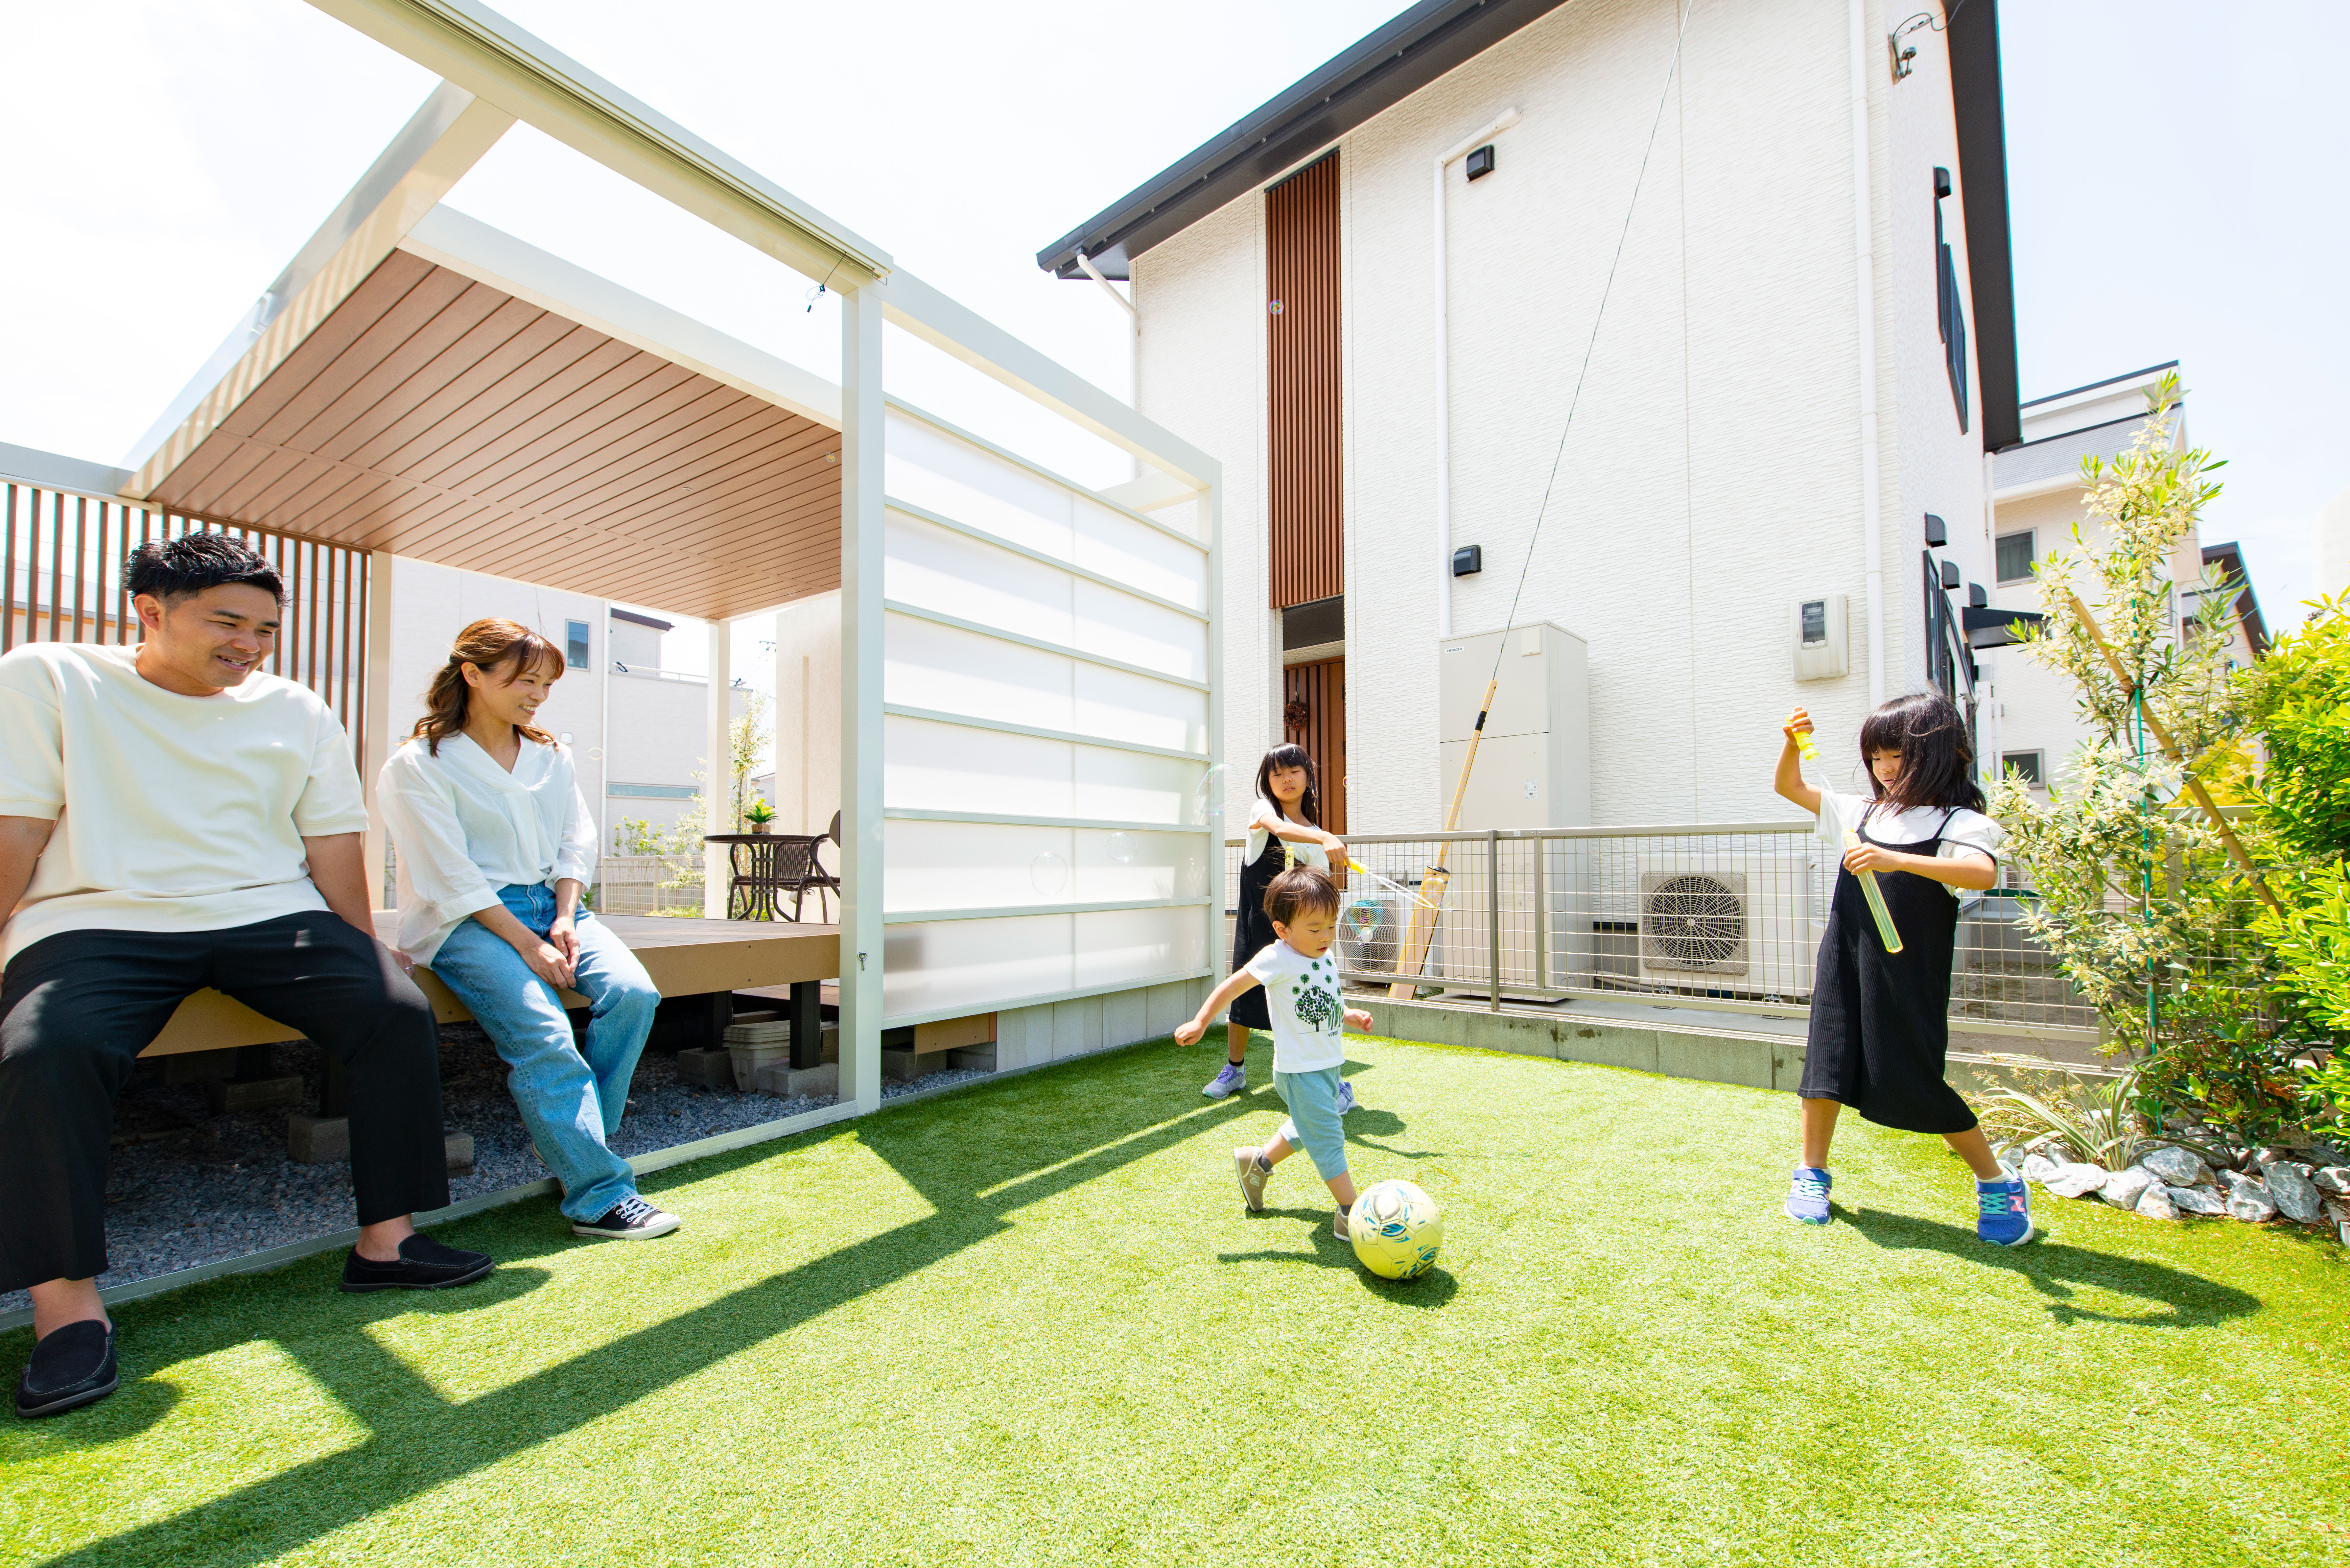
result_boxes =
[1282,657,1346,837]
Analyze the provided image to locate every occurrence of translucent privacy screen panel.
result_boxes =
[880,405,1215,1022]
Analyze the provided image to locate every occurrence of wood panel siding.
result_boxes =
[147,250,842,623]
[3,484,370,757]
[1265,152,1343,610]
[1282,656,1347,836]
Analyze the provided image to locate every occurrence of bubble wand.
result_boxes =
[1842,829,1904,954]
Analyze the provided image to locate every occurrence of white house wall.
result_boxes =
[773,590,844,838]
[1134,0,1992,831]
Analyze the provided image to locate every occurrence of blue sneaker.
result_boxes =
[1335,1078,1356,1114]
[1976,1177,2037,1246]
[1785,1166,1832,1224]
[1202,1062,1246,1099]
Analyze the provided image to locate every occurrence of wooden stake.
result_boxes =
[2064,590,2280,915]
[1390,677,1496,998]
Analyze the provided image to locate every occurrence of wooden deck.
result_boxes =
[139,915,840,1058]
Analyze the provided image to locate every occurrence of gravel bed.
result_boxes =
[0,1027,989,1316]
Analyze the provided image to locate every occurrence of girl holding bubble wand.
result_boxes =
[1775,695,2034,1246]
[1200,743,1360,1113]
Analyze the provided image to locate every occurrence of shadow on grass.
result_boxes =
[1842,1208,2262,1328]
[8,1043,1335,1566]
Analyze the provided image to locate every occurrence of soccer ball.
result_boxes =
[1347,1179,1442,1280]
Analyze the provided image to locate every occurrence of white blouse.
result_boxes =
[1816,787,2002,902]
[1245,797,1330,870]
[377,733,597,963]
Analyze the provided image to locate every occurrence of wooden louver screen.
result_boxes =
[1266,151,1344,609]
[3,483,371,759]
[1282,656,1347,837]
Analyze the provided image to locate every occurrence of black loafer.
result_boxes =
[15,1320,119,1419]
[340,1232,494,1293]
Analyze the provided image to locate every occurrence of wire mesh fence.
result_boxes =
[595,855,705,917]
[1225,824,2102,1036]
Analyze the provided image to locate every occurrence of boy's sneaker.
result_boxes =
[1335,1078,1356,1114]
[1332,1207,1353,1241]
[1233,1148,1270,1211]
[1202,1062,1246,1099]
[1784,1166,1833,1225]
[1976,1177,2037,1247]
[573,1196,682,1240]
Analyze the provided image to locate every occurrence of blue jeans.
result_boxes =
[427,884,660,1221]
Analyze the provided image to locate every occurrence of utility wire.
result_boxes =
[1483,0,1698,699]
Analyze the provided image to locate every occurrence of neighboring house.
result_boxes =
[602,605,751,841]
[1979,361,2268,813]
[1040,0,2023,830]
[2317,481,2350,603]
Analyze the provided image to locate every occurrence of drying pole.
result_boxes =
[1390,0,1698,999]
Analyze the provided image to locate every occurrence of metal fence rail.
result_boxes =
[1226,823,2101,1039]
[596,855,705,917]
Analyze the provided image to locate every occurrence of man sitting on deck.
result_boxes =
[0,534,494,1420]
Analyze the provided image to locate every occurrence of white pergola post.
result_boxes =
[837,279,886,1113]
[702,616,731,918]
[1200,480,1224,988]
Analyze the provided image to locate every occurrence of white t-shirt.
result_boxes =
[377,733,599,964]
[1245,798,1330,870]
[0,642,368,962]
[1242,938,1347,1074]
[1816,787,2002,901]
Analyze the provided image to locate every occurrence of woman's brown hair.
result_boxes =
[410,618,565,756]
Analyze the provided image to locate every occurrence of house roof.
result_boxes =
[1038,0,2023,450]
[2199,541,2270,657]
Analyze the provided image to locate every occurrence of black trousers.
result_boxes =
[0,911,450,1293]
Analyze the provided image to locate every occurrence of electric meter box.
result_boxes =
[1436,622,1591,830]
[1791,593,1849,681]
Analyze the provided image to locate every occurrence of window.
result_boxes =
[565,619,590,670]
[1933,168,1969,433]
[1995,531,2034,584]
[2000,751,2043,786]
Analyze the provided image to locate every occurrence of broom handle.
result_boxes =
[1389,678,1498,998]
[2065,592,2279,915]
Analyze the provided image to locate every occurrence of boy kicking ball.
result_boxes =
[1175,866,1372,1239]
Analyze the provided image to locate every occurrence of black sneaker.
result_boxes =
[339,1232,495,1293]
[15,1320,118,1419]
[572,1196,683,1240]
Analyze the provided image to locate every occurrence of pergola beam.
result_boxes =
[304,0,890,291]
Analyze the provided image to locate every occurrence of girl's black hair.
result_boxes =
[1858,691,1985,813]
[1253,742,1321,826]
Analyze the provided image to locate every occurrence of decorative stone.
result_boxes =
[2020,1152,2065,1187]
[2265,1164,2323,1225]
[2255,1146,2294,1169]
[2224,1176,2278,1223]
[2168,1185,2227,1216]
[2312,1167,2350,1197]
[2101,1167,2156,1209]
[2140,1146,2213,1188]
[2044,1163,2111,1200]
[2135,1181,2178,1220]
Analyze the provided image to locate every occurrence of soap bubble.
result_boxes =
[1190,764,1231,828]
[1105,831,1136,864]
[1343,896,1386,948]
[1029,851,1070,897]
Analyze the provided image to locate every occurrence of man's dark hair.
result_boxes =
[122,532,285,605]
[1264,864,1340,928]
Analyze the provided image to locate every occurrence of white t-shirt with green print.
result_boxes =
[1242,939,1346,1074]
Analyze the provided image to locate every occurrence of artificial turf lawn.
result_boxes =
[2,1033,2345,1568]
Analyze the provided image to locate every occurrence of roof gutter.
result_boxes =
[1944,0,2020,452]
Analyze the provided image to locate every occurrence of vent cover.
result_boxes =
[1638,871,1749,975]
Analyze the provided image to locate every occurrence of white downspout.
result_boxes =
[1434,107,1520,640]
[1848,0,1885,705]
[1076,250,1141,482]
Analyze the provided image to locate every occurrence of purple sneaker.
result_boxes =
[1202,1061,1246,1099]
[1785,1166,1832,1224]
[1335,1078,1357,1114]
[1976,1177,2037,1246]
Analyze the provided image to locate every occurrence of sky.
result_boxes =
[1,0,2340,637]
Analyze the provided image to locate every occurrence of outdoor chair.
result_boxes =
[708,813,840,922]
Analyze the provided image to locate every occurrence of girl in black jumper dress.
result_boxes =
[1202,744,1352,1103]
[1774,693,2035,1246]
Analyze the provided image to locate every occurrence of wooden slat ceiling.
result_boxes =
[148,250,841,621]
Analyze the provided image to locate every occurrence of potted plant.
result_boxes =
[744,799,776,835]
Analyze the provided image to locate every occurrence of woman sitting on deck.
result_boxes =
[377,619,679,1242]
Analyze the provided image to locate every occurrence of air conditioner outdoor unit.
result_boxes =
[1633,851,1816,1001]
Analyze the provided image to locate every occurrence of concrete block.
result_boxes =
[444,1132,474,1175]
[883,1047,942,1083]
[1652,1029,1776,1091]
[992,1006,1044,1071]
[1548,1022,1659,1074]
[946,1044,996,1072]
[1102,986,1148,1050]
[673,1047,737,1089]
[164,1050,238,1084]
[287,1113,349,1164]
[753,1060,838,1098]
[202,1074,306,1115]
